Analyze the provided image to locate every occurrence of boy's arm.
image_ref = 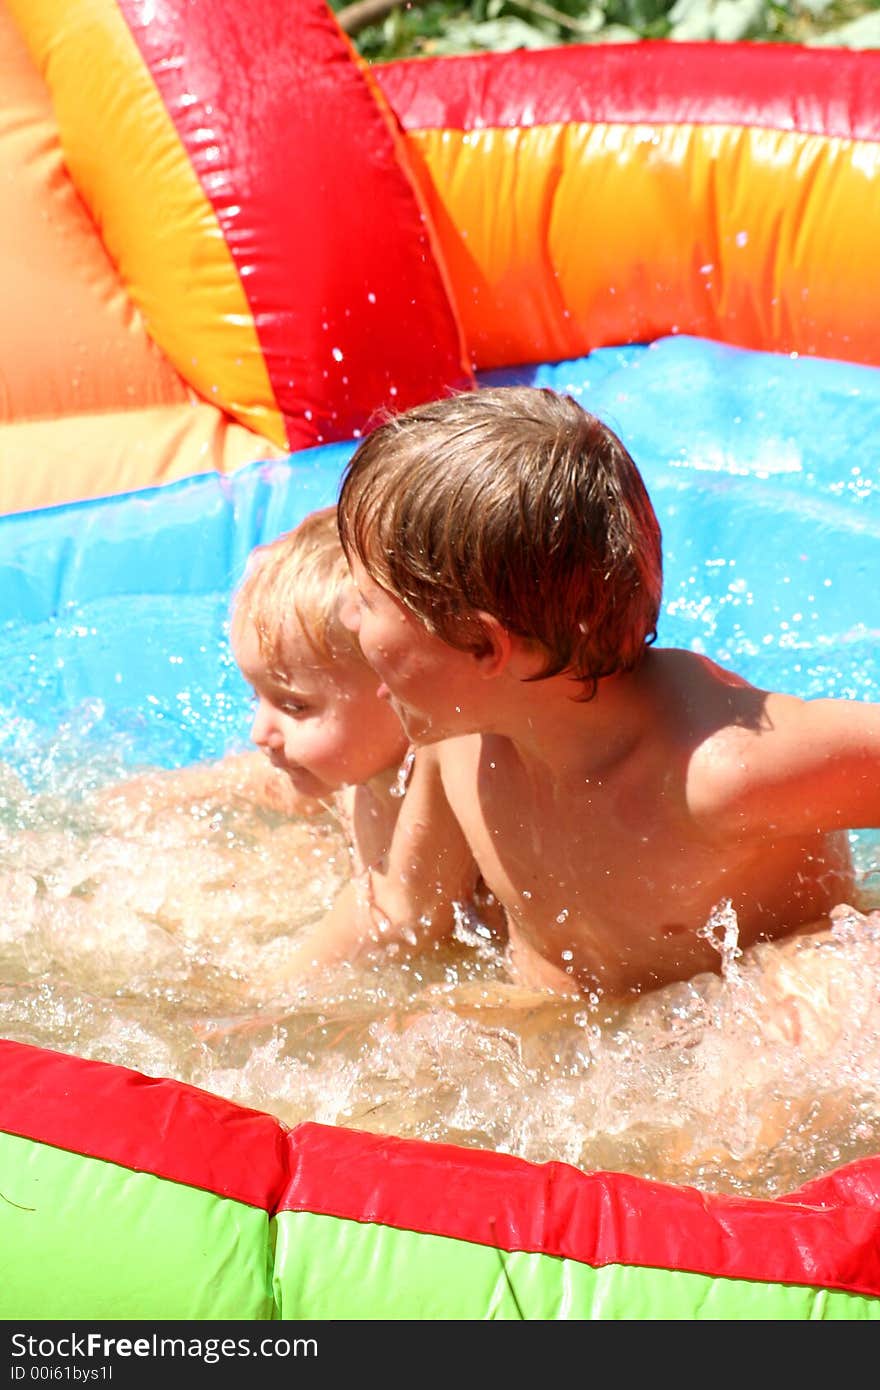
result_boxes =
[366,741,481,945]
[705,694,880,837]
[92,751,324,822]
[264,746,480,996]
[259,877,381,994]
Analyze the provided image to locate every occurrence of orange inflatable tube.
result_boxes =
[378,43,880,371]
[2,2,877,517]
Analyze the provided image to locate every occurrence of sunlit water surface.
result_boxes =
[2,592,879,1201]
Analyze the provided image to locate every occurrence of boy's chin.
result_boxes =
[394,701,466,746]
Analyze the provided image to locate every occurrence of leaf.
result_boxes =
[427,15,558,51]
[668,0,768,41]
[808,11,880,47]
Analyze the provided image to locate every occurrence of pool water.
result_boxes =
[1,740,879,1199]
[2,336,879,1199]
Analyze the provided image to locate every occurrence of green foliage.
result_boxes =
[329,0,880,60]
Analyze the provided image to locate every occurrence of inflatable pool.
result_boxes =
[2,0,879,1319]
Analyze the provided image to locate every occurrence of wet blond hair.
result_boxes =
[231,506,360,671]
[338,386,662,697]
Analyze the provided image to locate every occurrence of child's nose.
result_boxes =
[251,699,282,749]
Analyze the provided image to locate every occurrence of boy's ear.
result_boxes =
[475,611,548,681]
[473,612,513,678]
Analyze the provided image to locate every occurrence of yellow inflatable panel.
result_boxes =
[404,121,880,371]
[1,406,282,516]
[0,2,188,428]
[7,0,286,446]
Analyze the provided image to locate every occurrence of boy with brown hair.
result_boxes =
[337,386,880,998]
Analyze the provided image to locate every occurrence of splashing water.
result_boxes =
[3,582,880,1201]
[2,745,880,1201]
[389,746,416,799]
[697,897,744,984]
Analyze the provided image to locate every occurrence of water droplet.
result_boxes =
[697,898,742,982]
[390,748,416,799]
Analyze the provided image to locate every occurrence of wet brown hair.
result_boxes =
[338,386,662,697]
[231,506,361,671]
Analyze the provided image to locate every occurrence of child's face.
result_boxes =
[343,558,484,744]
[232,614,408,798]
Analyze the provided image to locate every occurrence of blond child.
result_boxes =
[228,507,409,865]
[97,508,477,981]
[336,386,880,999]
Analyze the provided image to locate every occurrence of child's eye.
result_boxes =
[249,690,308,717]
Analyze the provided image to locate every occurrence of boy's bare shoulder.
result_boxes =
[674,651,880,836]
[430,732,484,788]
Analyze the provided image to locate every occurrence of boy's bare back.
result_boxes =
[434,648,857,996]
